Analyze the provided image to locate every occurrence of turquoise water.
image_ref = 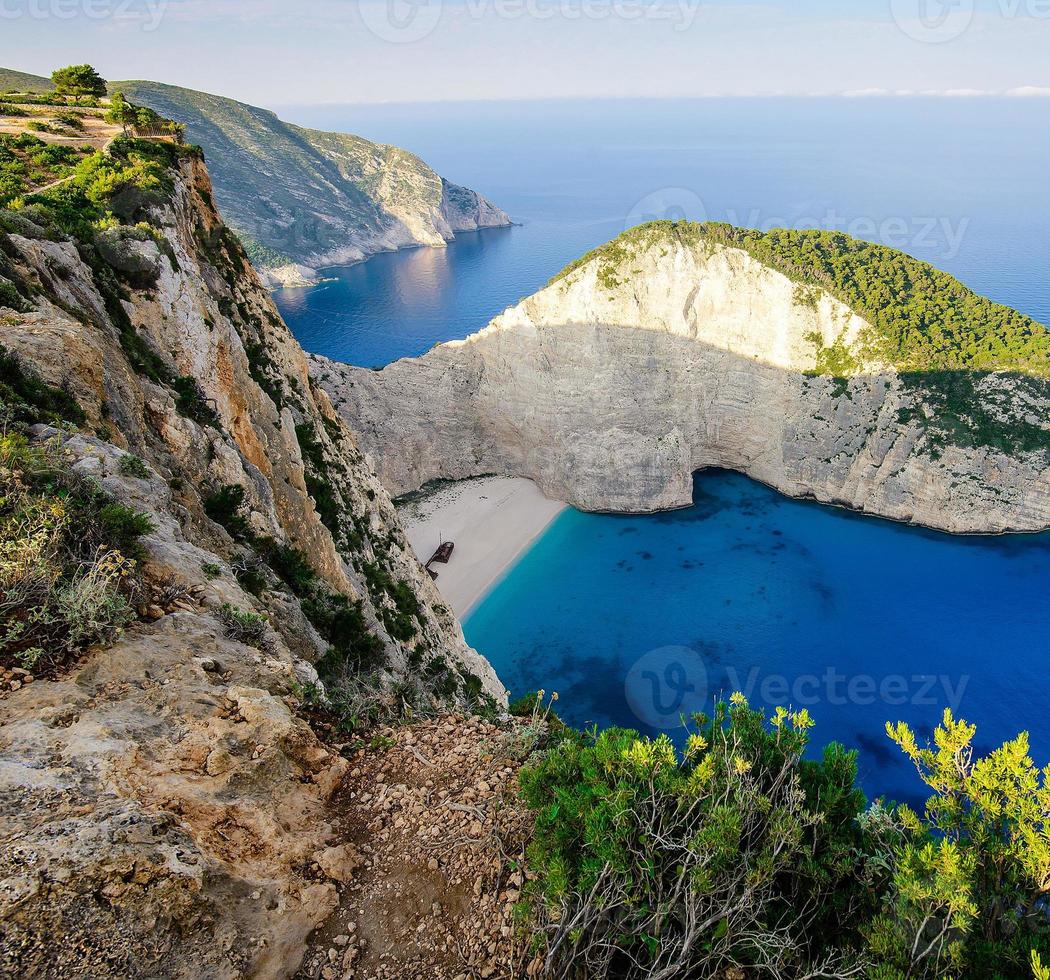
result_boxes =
[271,98,1050,803]
[463,472,1050,805]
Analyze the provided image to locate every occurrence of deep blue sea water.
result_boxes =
[272,98,1050,803]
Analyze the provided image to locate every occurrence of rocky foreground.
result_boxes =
[0,130,506,977]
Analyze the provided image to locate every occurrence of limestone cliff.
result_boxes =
[312,223,1050,534]
[0,141,502,977]
[112,81,512,286]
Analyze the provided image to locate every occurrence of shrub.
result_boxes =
[94,225,164,289]
[3,549,136,671]
[304,589,385,674]
[200,561,222,579]
[519,695,1050,980]
[97,503,155,558]
[867,711,1050,979]
[22,137,185,242]
[519,695,871,979]
[0,280,27,313]
[362,561,420,642]
[257,537,316,595]
[0,345,86,426]
[0,434,143,672]
[203,483,251,540]
[74,146,167,212]
[52,110,84,131]
[218,602,267,646]
[118,452,150,479]
[295,421,340,531]
[170,375,219,428]
[232,553,268,596]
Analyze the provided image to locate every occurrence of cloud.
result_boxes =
[838,86,1050,98]
[1006,86,1050,97]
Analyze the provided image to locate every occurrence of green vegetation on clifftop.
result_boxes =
[552,221,1048,377]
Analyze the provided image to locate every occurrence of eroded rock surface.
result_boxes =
[295,715,538,980]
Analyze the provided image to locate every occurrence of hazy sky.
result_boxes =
[2,0,1049,106]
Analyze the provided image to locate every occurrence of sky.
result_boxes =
[1,0,1049,106]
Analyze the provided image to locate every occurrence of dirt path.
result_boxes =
[296,716,542,980]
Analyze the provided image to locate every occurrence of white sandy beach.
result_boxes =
[398,477,567,619]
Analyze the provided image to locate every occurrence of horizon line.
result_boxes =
[270,89,1050,109]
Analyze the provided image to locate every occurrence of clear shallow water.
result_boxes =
[272,98,1050,803]
[275,98,1050,366]
[463,472,1050,806]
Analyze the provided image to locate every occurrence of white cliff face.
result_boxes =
[481,242,870,371]
[312,237,1050,535]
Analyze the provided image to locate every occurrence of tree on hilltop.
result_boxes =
[51,64,107,104]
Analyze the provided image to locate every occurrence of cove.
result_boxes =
[463,470,1050,807]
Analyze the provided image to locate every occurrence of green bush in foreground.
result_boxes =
[521,697,872,978]
[0,434,150,672]
[520,697,1050,979]
[869,713,1050,980]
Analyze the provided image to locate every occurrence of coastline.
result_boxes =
[397,476,567,619]
[264,222,517,291]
